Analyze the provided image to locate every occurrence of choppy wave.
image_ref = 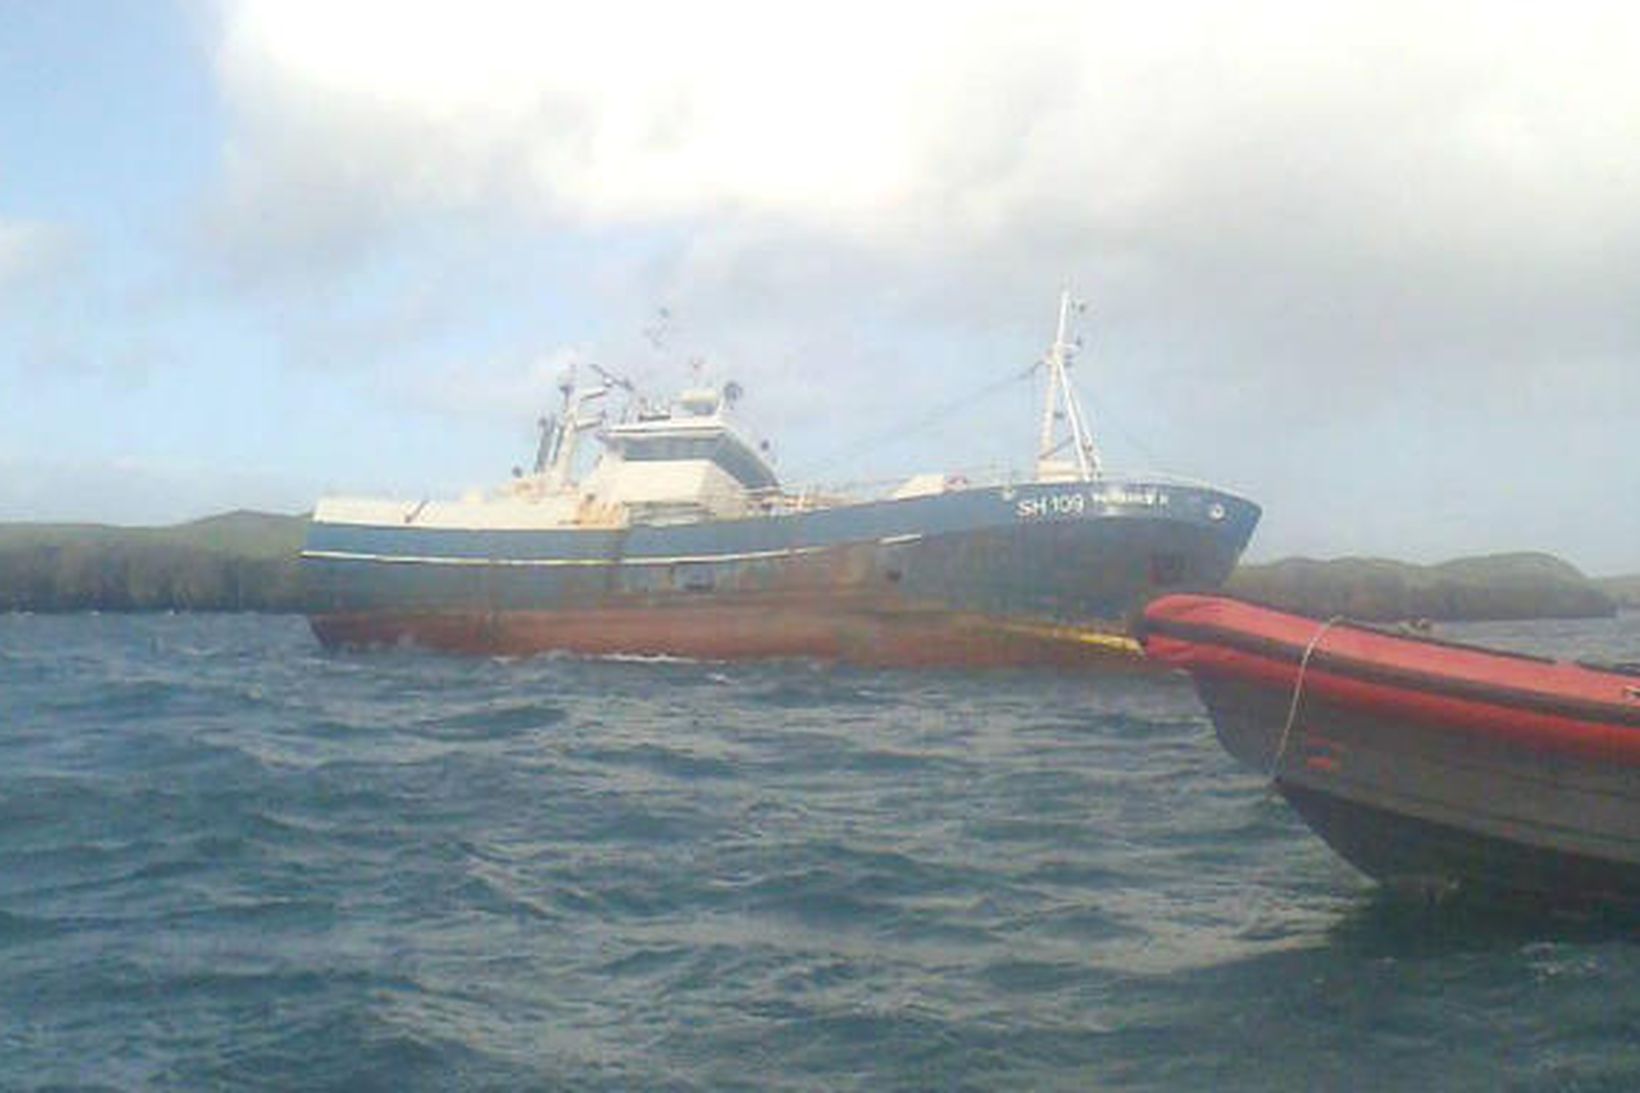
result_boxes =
[3,611,1639,1090]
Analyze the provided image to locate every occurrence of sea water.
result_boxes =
[3,611,1639,1090]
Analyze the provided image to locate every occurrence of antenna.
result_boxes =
[642,306,673,352]
[589,363,634,392]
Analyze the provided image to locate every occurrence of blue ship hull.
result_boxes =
[302,479,1259,666]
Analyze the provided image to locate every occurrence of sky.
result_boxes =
[1,1,1637,574]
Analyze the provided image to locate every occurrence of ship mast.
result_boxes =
[1034,288,1102,482]
[538,370,619,490]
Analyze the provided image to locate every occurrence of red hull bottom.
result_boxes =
[308,605,1149,670]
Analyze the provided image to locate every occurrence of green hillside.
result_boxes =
[1227,552,1617,621]
[1596,574,1640,610]
[0,511,308,612]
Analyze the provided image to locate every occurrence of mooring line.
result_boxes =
[1269,616,1345,784]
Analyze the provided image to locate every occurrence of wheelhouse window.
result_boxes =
[615,431,778,490]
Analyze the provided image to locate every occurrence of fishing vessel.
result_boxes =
[301,294,1260,666]
[1140,593,1640,907]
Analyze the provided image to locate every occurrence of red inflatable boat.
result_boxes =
[1139,593,1640,907]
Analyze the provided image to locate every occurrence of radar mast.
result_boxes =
[1034,288,1102,482]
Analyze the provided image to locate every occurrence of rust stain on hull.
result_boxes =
[309,604,1150,670]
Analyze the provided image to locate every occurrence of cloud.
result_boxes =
[0,453,312,526]
[196,0,1640,569]
[0,217,106,375]
[214,1,933,224]
[0,218,80,301]
[206,2,1640,344]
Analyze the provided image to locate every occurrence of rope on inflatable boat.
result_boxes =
[1269,616,1345,784]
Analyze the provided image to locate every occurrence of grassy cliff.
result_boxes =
[1227,552,1618,621]
[1596,574,1640,610]
[0,511,307,612]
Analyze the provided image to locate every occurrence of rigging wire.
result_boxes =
[787,364,1040,482]
[1089,394,1169,472]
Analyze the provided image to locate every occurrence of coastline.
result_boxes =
[1,511,1629,623]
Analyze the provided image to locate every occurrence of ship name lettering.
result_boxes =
[1096,487,1168,507]
[1016,493,1087,519]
